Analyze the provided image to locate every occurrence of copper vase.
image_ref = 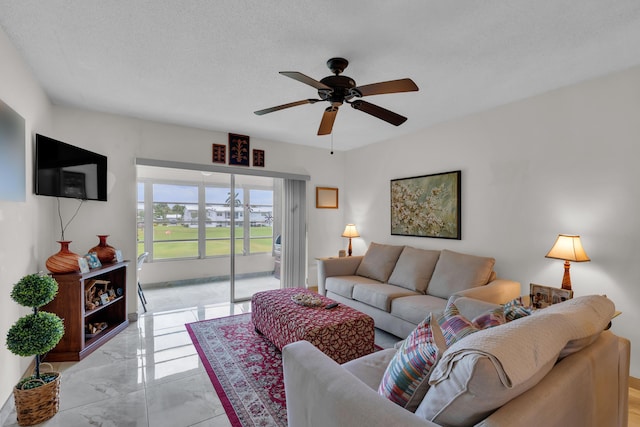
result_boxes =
[88,235,116,264]
[46,241,81,274]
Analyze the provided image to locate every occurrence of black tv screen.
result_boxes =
[35,134,108,201]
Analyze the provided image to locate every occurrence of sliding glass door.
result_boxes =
[137,165,281,303]
[230,174,280,301]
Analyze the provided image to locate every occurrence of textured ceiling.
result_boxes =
[1,1,640,151]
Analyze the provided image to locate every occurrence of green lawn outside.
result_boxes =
[137,225,273,259]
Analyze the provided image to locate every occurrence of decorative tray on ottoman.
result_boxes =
[291,293,323,307]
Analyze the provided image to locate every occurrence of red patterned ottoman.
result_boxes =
[251,288,375,364]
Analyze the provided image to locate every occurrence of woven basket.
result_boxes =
[13,371,60,426]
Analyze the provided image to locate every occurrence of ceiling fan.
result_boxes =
[254,57,419,136]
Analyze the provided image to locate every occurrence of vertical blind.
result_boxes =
[282,179,307,288]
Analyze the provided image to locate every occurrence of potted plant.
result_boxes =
[6,273,65,426]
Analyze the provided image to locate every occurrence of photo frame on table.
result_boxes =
[316,187,338,209]
[228,133,250,166]
[390,170,461,239]
[115,249,123,263]
[85,252,102,269]
[78,257,90,274]
[529,283,573,309]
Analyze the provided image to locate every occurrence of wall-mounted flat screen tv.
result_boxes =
[35,133,108,201]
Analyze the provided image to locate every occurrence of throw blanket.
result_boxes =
[429,295,614,388]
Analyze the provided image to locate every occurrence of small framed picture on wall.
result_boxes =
[253,149,265,167]
[212,143,226,164]
[228,133,250,167]
[316,187,339,209]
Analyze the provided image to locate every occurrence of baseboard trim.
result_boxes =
[630,376,640,390]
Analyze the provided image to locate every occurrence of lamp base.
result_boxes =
[347,238,353,256]
[561,260,572,291]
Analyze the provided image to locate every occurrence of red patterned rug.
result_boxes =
[186,313,288,427]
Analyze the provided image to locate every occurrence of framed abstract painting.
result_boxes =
[390,170,461,239]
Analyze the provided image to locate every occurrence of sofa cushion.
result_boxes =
[356,242,405,283]
[387,247,440,294]
[342,348,398,391]
[427,250,496,299]
[353,283,419,312]
[390,295,448,325]
[325,275,382,299]
[378,314,447,412]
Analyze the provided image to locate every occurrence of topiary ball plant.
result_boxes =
[6,273,64,386]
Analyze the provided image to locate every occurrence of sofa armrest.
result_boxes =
[453,279,521,305]
[476,332,629,427]
[317,256,363,295]
[283,340,438,427]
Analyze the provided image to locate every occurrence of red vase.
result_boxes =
[88,235,116,264]
[46,241,81,274]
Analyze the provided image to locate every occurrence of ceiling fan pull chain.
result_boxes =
[330,132,334,155]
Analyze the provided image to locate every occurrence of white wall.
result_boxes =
[0,29,53,409]
[344,65,640,377]
[50,106,346,296]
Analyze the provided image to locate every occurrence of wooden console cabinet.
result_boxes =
[43,261,130,362]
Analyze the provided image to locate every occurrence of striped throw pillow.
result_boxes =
[472,306,506,329]
[438,301,480,346]
[503,296,532,321]
[378,314,445,412]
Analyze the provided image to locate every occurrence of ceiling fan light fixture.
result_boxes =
[255,57,419,136]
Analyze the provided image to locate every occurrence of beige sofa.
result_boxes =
[283,295,630,427]
[317,243,521,338]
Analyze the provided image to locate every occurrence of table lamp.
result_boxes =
[341,224,360,256]
[545,234,590,291]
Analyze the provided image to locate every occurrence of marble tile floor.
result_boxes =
[1,281,400,427]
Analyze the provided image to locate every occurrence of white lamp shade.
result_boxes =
[545,234,590,262]
[341,224,360,238]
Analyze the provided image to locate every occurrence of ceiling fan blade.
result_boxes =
[318,107,338,135]
[280,71,332,91]
[350,100,407,126]
[254,99,320,115]
[352,78,419,97]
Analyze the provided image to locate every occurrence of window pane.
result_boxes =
[153,241,198,259]
[137,175,276,261]
[248,189,273,254]
[250,237,273,253]
[203,187,245,257]
[153,184,198,259]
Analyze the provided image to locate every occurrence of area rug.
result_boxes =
[186,313,288,427]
